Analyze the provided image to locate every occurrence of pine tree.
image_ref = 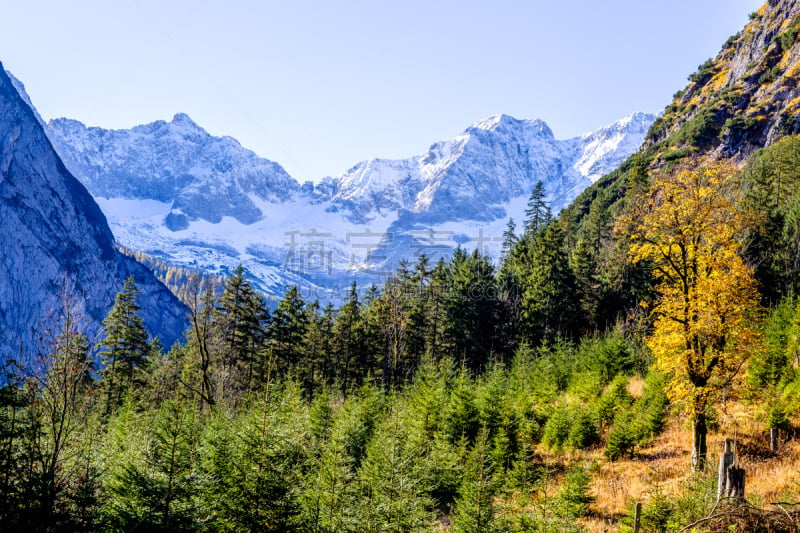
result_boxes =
[501,218,518,257]
[0,358,28,526]
[569,237,601,327]
[266,286,308,382]
[300,301,334,397]
[447,249,501,373]
[203,384,308,532]
[356,408,435,532]
[106,400,201,532]
[523,181,552,236]
[423,259,452,360]
[215,265,268,397]
[519,223,578,341]
[99,277,150,413]
[332,283,364,391]
[451,428,497,533]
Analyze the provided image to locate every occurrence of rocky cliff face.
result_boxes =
[0,64,186,356]
[645,0,800,163]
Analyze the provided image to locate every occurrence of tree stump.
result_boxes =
[717,439,734,501]
[717,438,745,500]
[725,465,745,499]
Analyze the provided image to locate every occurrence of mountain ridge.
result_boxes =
[0,63,187,356]
[43,91,654,298]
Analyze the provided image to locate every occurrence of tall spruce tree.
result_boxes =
[501,218,518,257]
[300,301,334,397]
[332,283,365,391]
[519,223,578,341]
[215,265,267,397]
[447,249,500,373]
[266,286,308,381]
[100,277,149,413]
[523,181,551,236]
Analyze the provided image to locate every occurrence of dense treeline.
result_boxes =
[0,306,667,532]
[5,137,800,531]
[0,186,663,531]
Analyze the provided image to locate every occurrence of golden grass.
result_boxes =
[482,391,800,533]
[626,375,645,400]
[590,418,692,521]
[579,401,800,532]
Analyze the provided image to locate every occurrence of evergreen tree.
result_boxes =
[519,223,578,341]
[356,408,435,532]
[106,400,201,532]
[215,265,268,398]
[300,301,334,397]
[451,428,498,533]
[0,358,29,527]
[447,249,501,373]
[203,384,308,532]
[501,218,518,257]
[423,259,451,360]
[523,181,552,236]
[99,277,150,413]
[266,286,308,381]
[331,283,365,391]
[569,237,601,327]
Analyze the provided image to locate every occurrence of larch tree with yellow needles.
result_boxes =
[624,163,762,471]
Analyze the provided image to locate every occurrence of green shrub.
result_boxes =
[767,401,790,431]
[688,58,715,84]
[672,108,723,148]
[619,488,675,533]
[542,405,571,451]
[630,372,669,439]
[567,408,599,450]
[759,64,780,84]
[606,412,636,461]
[595,375,634,426]
[555,467,595,519]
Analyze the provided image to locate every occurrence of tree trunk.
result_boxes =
[692,410,707,471]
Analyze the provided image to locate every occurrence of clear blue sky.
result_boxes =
[1,0,763,182]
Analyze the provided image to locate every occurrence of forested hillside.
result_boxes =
[4,1,800,532]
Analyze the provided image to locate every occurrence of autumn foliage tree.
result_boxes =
[624,163,761,470]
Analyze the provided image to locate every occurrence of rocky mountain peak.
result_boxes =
[0,62,186,356]
[38,84,653,299]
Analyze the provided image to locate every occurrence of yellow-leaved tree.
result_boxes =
[624,163,761,470]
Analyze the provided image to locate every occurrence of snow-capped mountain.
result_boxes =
[0,64,186,357]
[326,112,654,226]
[45,99,654,300]
[48,114,300,229]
